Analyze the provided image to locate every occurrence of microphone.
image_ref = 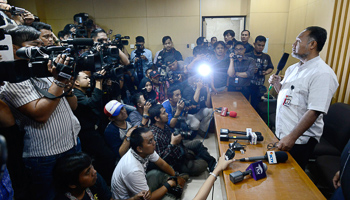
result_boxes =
[269,53,289,90]
[230,161,267,184]
[237,151,288,163]
[220,128,262,136]
[220,135,264,142]
[221,111,237,118]
[218,107,237,118]
[62,38,94,46]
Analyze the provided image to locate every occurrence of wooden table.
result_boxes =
[211,92,325,200]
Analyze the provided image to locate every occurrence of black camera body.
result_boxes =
[146,98,157,105]
[173,117,192,140]
[113,34,129,50]
[173,128,192,140]
[135,44,145,58]
[181,98,191,107]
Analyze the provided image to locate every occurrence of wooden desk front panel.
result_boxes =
[211,92,325,200]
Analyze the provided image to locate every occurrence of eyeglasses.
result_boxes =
[267,142,279,150]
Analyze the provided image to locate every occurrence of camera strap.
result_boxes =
[29,78,72,100]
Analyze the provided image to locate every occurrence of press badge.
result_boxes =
[283,95,292,106]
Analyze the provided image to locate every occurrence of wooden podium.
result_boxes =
[211,92,325,200]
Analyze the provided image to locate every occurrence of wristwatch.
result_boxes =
[53,79,66,88]
[125,136,130,142]
[143,114,149,119]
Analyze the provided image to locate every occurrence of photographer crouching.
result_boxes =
[182,72,213,139]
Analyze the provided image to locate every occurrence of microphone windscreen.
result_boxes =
[277,53,289,71]
[229,111,237,118]
[263,163,268,171]
[275,151,288,163]
[257,135,264,141]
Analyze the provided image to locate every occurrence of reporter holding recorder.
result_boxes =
[268,26,338,170]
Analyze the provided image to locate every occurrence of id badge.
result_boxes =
[283,95,292,107]
[235,77,239,84]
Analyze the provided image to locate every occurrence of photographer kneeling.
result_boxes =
[182,76,213,138]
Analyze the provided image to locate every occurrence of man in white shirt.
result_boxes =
[111,127,186,200]
[269,26,339,170]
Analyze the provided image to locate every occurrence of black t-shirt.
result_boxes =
[182,83,207,114]
[55,173,112,200]
[210,56,230,88]
[245,52,274,86]
[156,48,183,67]
[243,43,254,54]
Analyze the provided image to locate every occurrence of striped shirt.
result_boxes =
[0,77,80,157]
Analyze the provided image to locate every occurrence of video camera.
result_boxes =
[112,34,129,50]
[90,41,125,81]
[1,6,26,16]
[0,38,98,83]
[73,13,95,38]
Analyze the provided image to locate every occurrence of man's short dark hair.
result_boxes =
[234,41,245,49]
[53,152,92,193]
[223,30,235,37]
[241,30,250,36]
[193,45,208,57]
[90,28,106,39]
[7,25,41,47]
[213,41,225,49]
[149,104,163,124]
[167,85,181,100]
[64,24,76,33]
[32,22,52,31]
[255,35,266,43]
[196,37,206,46]
[305,26,327,52]
[136,36,145,43]
[211,37,217,42]
[131,92,143,107]
[162,36,172,44]
[130,127,150,153]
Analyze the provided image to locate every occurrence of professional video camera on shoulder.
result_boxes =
[89,39,125,81]
[0,6,26,16]
[73,13,94,38]
[0,36,97,83]
[112,34,129,50]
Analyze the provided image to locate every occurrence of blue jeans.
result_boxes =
[23,138,81,200]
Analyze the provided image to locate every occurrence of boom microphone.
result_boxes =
[269,53,289,90]
[237,151,288,163]
[62,38,94,46]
